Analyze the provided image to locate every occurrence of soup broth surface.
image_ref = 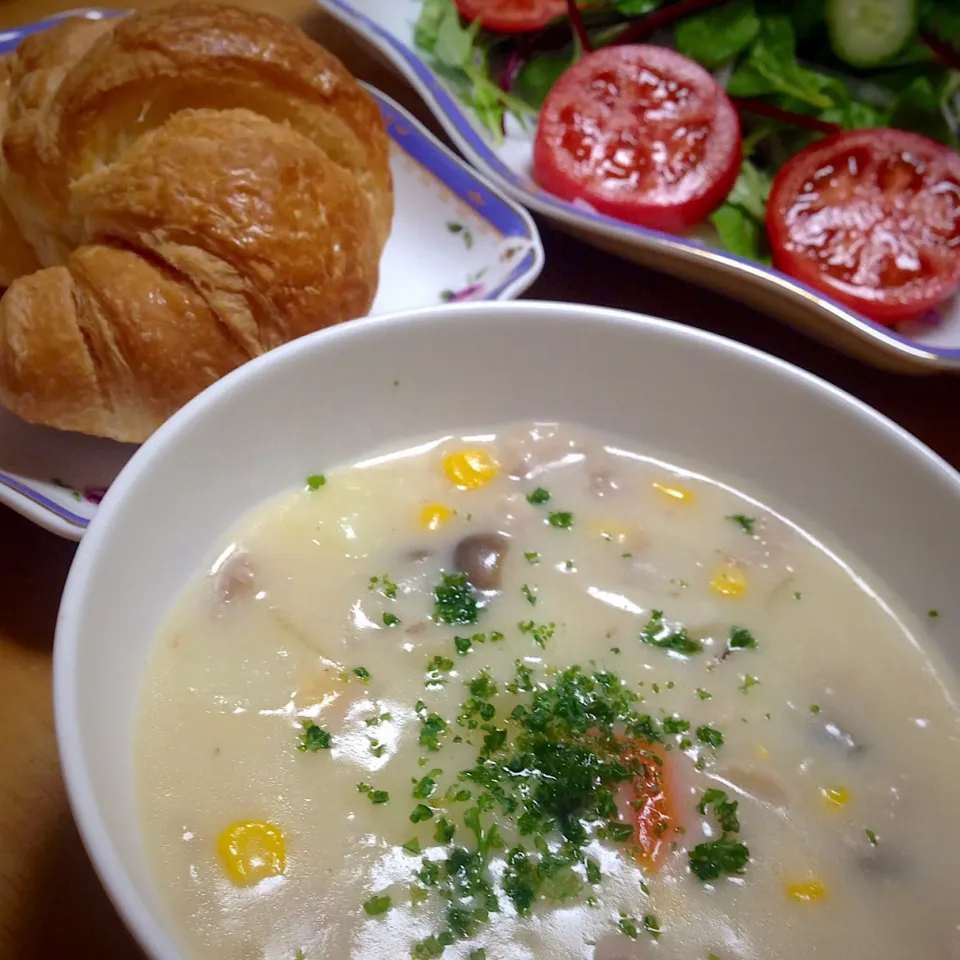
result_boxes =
[137,423,960,960]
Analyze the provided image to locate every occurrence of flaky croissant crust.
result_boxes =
[0,4,393,442]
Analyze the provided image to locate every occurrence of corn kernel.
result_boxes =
[711,566,747,597]
[652,481,695,504]
[443,450,499,490]
[786,879,827,902]
[754,743,770,761]
[820,786,850,808]
[217,821,286,887]
[420,503,452,531]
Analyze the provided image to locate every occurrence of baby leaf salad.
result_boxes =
[415,0,960,325]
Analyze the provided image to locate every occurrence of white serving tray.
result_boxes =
[319,0,960,374]
[0,9,544,540]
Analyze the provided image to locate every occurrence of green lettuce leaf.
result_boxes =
[675,0,760,69]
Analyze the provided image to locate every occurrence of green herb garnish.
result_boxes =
[727,513,756,535]
[297,720,331,752]
[865,828,879,846]
[739,674,760,693]
[728,626,757,649]
[306,474,326,490]
[353,667,371,682]
[363,894,392,916]
[641,609,703,656]
[643,914,661,939]
[663,716,690,735]
[524,551,541,564]
[518,619,555,648]
[383,612,401,627]
[369,574,398,600]
[403,837,422,854]
[697,725,725,749]
[522,584,537,606]
[410,804,434,823]
[696,688,713,700]
[434,572,479,625]
[689,835,750,882]
[526,487,550,505]
[619,914,639,939]
[547,511,573,529]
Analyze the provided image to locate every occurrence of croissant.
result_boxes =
[0,3,393,442]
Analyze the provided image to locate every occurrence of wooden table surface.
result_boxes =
[1,0,960,957]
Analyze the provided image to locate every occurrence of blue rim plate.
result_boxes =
[0,7,544,539]
[318,0,960,374]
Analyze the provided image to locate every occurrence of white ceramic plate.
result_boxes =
[318,0,960,374]
[55,300,960,960]
[0,9,544,541]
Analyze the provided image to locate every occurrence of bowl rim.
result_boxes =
[53,300,960,960]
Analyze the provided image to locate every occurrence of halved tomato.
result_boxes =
[455,0,568,33]
[532,45,742,232]
[767,128,960,326]
[615,740,675,868]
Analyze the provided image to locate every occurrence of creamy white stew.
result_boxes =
[137,423,960,960]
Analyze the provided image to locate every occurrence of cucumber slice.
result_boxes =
[827,0,917,68]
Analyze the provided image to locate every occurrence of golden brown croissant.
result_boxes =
[0,4,393,442]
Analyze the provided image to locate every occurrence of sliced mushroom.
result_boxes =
[211,546,256,604]
[454,533,510,591]
[715,766,791,810]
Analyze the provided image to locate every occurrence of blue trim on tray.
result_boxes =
[0,8,538,531]
[323,0,960,362]
[0,472,89,527]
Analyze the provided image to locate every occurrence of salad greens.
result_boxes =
[414,0,960,262]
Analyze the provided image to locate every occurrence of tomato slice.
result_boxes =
[454,0,568,33]
[767,128,960,326]
[615,740,674,868]
[532,45,742,232]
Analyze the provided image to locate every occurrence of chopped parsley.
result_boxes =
[368,739,385,758]
[728,626,757,650]
[353,666,371,682]
[794,590,803,600]
[357,784,390,804]
[468,951,486,960]
[662,716,690,735]
[697,725,724,749]
[641,609,703,656]
[363,894,392,916]
[399,663,675,952]
[403,837,422,854]
[697,789,740,832]
[739,674,760,693]
[526,487,550,505]
[413,773,440,799]
[524,551,540,564]
[295,951,305,960]
[809,704,821,714]
[518,619,555,648]
[434,573,479,625]
[727,513,756,535]
[610,646,621,654]
[383,612,401,627]
[368,573,398,600]
[619,914,639,939]
[689,835,749,882]
[547,511,573,529]
[297,720,331,752]
[690,788,748,882]
[410,804,434,823]
[455,635,473,655]
[426,655,455,687]
[306,474,326,490]
[929,609,940,618]
[643,914,661,939]
[696,688,713,700]
[522,584,537,606]
[433,817,456,843]
[418,711,448,751]
[865,828,879,846]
